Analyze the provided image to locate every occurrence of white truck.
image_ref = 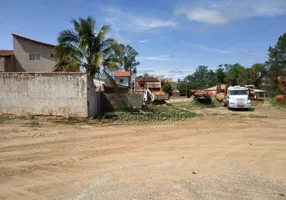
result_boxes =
[222,86,251,110]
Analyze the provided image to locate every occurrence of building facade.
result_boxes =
[0,34,57,72]
[114,71,131,87]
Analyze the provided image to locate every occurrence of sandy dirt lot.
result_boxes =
[1,105,286,200]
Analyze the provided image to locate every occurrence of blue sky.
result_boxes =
[1,0,286,80]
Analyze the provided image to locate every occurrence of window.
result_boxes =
[51,54,54,58]
[119,79,124,83]
[229,90,248,95]
[29,54,40,60]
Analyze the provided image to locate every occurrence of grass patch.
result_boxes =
[52,117,89,125]
[25,120,41,127]
[231,113,240,116]
[171,99,222,111]
[115,107,139,113]
[248,115,268,119]
[143,104,199,120]
[0,115,14,124]
[269,98,286,108]
[0,116,6,124]
[209,112,224,116]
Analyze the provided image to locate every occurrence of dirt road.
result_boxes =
[1,106,286,200]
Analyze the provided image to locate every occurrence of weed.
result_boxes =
[25,120,41,127]
[248,115,268,119]
[269,98,286,108]
[0,115,12,124]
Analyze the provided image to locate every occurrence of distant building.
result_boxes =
[0,50,14,72]
[172,88,180,97]
[0,34,58,72]
[114,71,131,87]
[135,76,161,92]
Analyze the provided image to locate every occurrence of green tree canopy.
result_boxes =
[162,81,173,96]
[120,44,140,75]
[266,33,286,96]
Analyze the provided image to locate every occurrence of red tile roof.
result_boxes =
[12,34,56,48]
[0,50,13,56]
[114,71,131,77]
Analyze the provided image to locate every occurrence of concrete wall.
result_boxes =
[13,36,57,72]
[0,72,90,117]
[87,77,101,117]
[100,93,143,113]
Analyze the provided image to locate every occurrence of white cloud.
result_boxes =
[175,7,228,25]
[112,34,131,44]
[174,0,286,25]
[137,55,173,61]
[138,39,150,43]
[104,8,177,32]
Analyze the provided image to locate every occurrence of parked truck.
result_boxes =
[222,86,252,110]
[143,82,169,104]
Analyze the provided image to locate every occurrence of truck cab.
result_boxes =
[223,86,251,109]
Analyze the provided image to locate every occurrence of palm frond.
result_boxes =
[102,67,118,87]
[58,30,79,45]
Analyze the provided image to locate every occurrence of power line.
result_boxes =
[222,15,285,48]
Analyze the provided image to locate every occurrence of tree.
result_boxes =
[224,63,247,85]
[121,45,140,75]
[237,69,256,86]
[216,66,226,83]
[143,73,150,77]
[250,63,268,88]
[162,81,173,96]
[266,33,286,96]
[268,33,286,70]
[53,16,122,80]
[206,69,217,88]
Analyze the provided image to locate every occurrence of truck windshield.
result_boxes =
[230,90,248,95]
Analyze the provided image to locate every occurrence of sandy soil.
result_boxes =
[1,106,286,200]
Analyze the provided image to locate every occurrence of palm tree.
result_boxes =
[53,16,122,79]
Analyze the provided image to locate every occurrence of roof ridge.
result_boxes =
[12,33,56,48]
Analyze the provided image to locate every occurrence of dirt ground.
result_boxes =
[1,105,286,200]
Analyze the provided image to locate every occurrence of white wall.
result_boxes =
[114,76,129,87]
[0,73,89,117]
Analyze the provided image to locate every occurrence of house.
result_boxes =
[172,88,180,97]
[0,50,14,72]
[114,71,131,87]
[0,34,58,72]
[135,76,161,92]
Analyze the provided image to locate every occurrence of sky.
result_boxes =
[1,0,286,81]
